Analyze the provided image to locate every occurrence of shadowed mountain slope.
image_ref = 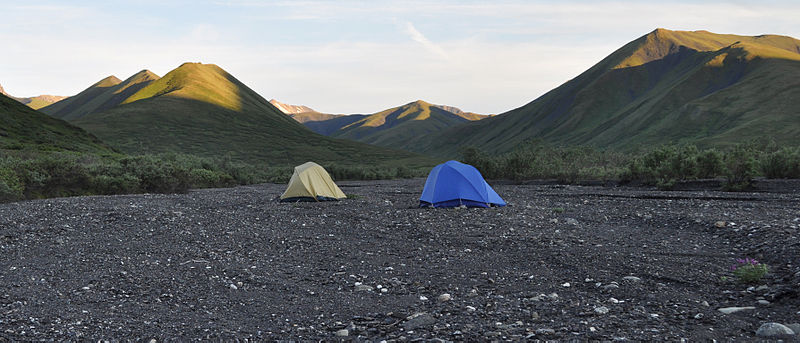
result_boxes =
[41,71,160,120]
[420,28,800,157]
[0,93,112,153]
[70,63,431,166]
[290,112,367,135]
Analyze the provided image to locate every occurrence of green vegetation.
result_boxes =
[419,29,800,158]
[0,93,113,154]
[730,257,769,284]
[463,140,800,190]
[463,140,627,183]
[0,150,431,203]
[0,151,253,202]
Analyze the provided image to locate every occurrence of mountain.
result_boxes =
[421,28,800,157]
[286,100,489,149]
[69,63,431,166]
[41,70,160,120]
[269,99,316,114]
[0,92,111,153]
[0,83,67,110]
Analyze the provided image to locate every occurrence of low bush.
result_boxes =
[730,257,769,284]
[760,147,800,179]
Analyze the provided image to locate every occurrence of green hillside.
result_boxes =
[0,93,112,153]
[421,28,800,157]
[41,71,160,120]
[23,95,67,110]
[71,63,432,167]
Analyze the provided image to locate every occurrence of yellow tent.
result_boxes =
[280,162,347,202]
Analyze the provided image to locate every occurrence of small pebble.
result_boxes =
[594,306,609,314]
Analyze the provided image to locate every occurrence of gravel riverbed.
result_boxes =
[1,179,799,341]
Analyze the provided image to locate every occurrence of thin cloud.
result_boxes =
[404,22,449,60]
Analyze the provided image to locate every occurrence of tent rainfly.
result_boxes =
[280,162,346,202]
[419,160,506,208]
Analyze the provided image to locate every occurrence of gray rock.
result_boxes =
[403,312,436,330]
[701,301,710,307]
[603,283,620,290]
[335,329,349,337]
[355,284,374,292]
[717,306,756,314]
[785,323,800,335]
[694,313,704,319]
[438,293,452,302]
[755,285,769,292]
[623,276,641,282]
[755,322,794,337]
[565,218,579,226]
[465,305,476,312]
[536,328,555,335]
[594,306,610,314]
[757,299,770,305]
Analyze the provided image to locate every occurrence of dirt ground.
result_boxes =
[1,179,799,341]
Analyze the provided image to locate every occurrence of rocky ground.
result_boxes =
[1,179,799,341]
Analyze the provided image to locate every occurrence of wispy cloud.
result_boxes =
[404,22,449,60]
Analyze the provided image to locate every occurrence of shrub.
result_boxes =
[0,167,23,202]
[730,257,768,284]
[760,147,800,179]
[89,174,140,194]
[696,149,725,178]
[724,144,757,191]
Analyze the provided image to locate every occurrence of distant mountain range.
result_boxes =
[0,83,66,110]
[419,28,800,156]
[42,62,430,166]
[0,92,111,153]
[274,99,490,149]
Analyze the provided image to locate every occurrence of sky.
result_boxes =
[1,0,799,114]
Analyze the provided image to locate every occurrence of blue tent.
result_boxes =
[419,160,506,208]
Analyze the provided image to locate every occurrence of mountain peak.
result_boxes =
[93,75,122,88]
[132,69,159,79]
[122,62,268,112]
[615,29,800,69]
[408,99,431,107]
[269,99,316,114]
[0,83,7,96]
